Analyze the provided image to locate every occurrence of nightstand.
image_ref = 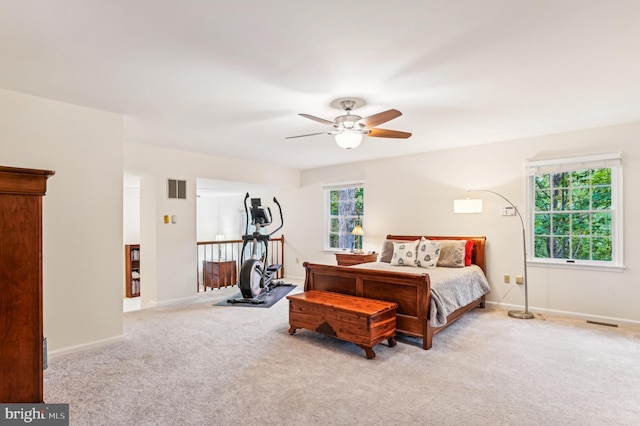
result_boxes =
[335,252,378,266]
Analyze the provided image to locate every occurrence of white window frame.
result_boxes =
[323,181,365,252]
[526,152,624,271]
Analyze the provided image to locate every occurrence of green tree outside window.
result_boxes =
[327,186,364,250]
[533,168,612,262]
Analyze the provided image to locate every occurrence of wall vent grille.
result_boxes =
[167,179,187,200]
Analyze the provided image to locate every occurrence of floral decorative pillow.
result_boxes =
[390,240,419,266]
[415,237,441,269]
[436,240,467,268]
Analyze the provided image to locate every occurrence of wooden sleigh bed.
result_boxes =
[303,235,489,350]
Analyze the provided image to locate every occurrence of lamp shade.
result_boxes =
[453,198,483,214]
[335,131,363,149]
[351,224,364,236]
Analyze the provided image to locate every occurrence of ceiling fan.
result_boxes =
[286,99,412,149]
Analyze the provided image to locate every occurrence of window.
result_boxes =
[324,183,364,251]
[527,153,623,268]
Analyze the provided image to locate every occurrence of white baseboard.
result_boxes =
[143,295,203,308]
[485,301,640,327]
[48,334,125,357]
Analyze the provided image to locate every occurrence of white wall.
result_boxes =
[216,194,246,240]
[0,88,124,352]
[196,196,219,242]
[282,122,640,324]
[196,193,245,242]
[123,185,140,244]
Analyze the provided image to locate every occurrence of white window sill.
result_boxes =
[527,260,626,273]
[323,248,351,254]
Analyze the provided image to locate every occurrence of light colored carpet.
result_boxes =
[45,283,640,425]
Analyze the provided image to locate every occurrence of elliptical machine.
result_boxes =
[228,193,290,304]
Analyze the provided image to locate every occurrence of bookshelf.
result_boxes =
[125,244,140,297]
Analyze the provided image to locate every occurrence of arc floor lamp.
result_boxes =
[454,190,534,319]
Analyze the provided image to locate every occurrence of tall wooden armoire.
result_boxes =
[0,165,54,402]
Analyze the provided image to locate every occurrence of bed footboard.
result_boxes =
[303,262,433,348]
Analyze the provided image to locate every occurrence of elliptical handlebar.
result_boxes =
[243,192,250,234]
[268,196,284,237]
[242,193,283,238]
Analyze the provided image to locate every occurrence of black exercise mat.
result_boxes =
[217,284,296,308]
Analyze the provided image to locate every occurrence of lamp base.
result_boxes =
[508,310,535,319]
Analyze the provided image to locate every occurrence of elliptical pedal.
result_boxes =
[266,264,282,272]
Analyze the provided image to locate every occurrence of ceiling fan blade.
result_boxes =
[285,131,329,139]
[367,128,412,139]
[357,109,402,128]
[299,113,336,126]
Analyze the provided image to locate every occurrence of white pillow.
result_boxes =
[390,240,419,266]
[415,237,441,269]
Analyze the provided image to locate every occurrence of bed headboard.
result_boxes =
[385,235,486,274]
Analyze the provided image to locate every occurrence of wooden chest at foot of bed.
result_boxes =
[287,290,397,359]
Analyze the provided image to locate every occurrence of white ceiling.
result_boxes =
[2,0,640,170]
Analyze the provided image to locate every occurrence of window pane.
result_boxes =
[552,213,570,236]
[329,233,339,248]
[355,187,364,213]
[572,237,590,260]
[534,236,551,258]
[571,188,590,210]
[571,170,590,187]
[592,186,611,210]
[534,213,550,235]
[592,168,611,185]
[552,189,570,211]
[592,237,612,261]
[571,213,590,235]
[552,236,570,258]
[552,172,571,188]
[330,191,339,215]
[592,213,611,236]
[535,174,550,189]
[535,190,551,211]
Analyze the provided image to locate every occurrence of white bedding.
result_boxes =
[350,262,491,327]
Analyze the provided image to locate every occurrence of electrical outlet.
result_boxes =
[516,276,524,284]
[503,275,510,284]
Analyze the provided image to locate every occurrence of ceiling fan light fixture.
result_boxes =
[287,99,410,144]
[334,130,362,149]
